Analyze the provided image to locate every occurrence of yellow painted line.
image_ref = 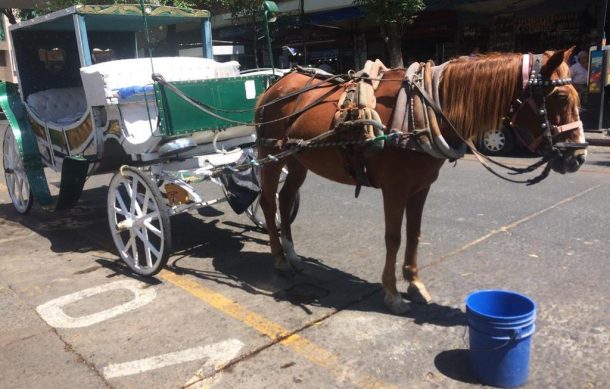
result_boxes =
[159,270,396,389]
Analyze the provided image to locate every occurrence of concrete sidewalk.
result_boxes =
[586,129,610,146]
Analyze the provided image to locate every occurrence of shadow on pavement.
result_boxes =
[1,191,466,326]
[434,349,479,384]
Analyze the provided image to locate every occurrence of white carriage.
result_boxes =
[1,3,296,276]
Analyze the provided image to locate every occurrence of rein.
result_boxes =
[153,57,585,185]
[152,70,346,127]
[403,54,586,185]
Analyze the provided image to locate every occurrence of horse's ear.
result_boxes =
[541,47,573,77]
[564,46,576,63]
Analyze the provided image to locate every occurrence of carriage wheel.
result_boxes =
[245,166,300,232]
[2,127,33,214]
[107,166,171,276]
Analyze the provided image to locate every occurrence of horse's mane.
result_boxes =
[440,53,522,140]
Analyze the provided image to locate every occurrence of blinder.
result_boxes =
[505,54,585,157]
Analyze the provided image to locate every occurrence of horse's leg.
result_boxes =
[403,187,433,303]
[381,187,410,314]
[259,158,293,275]
[279,157,308,271]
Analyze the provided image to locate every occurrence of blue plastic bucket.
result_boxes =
[465,290,536,388]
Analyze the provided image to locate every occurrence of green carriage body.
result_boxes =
[155,75,271,137]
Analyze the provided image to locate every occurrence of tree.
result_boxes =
[222,0,264,68]
[353,0,425,68]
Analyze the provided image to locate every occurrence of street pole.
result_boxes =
[599,0,608,49]
[597,0,609,129]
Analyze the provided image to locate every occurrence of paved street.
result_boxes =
[1,123,609,388]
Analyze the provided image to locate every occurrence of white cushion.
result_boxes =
[80,57,241,106]
[26,87,87,124]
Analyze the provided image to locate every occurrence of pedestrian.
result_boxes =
[570,50,589,104]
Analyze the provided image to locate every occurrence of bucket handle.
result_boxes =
[462,325,534,351]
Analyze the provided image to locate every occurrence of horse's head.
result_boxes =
[510,48,587,173]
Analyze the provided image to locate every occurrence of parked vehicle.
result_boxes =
[1,3,296,276]
[478,127,517,155]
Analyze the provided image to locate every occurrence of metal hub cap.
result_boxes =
[483,129,506,152]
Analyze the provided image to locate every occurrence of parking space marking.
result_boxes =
[103,339,244,379]
[159,270,397,389]
[424,184,601,269]
[36,279,157,328]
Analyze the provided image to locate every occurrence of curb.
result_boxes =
[585,131,610,147]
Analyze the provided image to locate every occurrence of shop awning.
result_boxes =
[308,6,363,23]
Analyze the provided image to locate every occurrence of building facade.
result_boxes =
[210,0,608,72]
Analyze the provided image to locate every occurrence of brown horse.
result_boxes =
[254,49,587,314]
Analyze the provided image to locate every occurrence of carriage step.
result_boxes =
[56,156,90,210]
[158,138,197,157]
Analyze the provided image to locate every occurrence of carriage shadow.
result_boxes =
[0,186,111,254]
[0,190,465,327]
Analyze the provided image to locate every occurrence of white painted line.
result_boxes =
[103,339,244,379]
[36,280,156,328]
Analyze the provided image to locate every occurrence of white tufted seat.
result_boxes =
[27,87,87,125]
[80,57,241,106]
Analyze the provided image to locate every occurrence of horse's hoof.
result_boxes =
[275,261,296,277]
[288,257,304,272]
[384,293,411,315]
[407,280,432,304]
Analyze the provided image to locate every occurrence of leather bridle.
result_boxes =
[504,54,586,158]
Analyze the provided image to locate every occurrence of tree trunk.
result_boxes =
[387,28,404,68]
[252,13,259,68]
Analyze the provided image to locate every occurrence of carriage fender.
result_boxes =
[0,81,54,207]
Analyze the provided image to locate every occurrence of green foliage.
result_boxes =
[17,0,228,15]
[353,0,425,32]
[222,0,263,23]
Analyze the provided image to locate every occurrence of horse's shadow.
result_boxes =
[152,212,465,326]
[1,190,465,327]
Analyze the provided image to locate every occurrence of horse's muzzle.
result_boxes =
[551,151,586,174]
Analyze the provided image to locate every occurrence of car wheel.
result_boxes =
[479,128,515,156]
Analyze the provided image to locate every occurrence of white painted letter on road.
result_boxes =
[103,339,244,379]
[36,280,156,328]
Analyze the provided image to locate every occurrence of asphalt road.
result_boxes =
[1,124,609,388]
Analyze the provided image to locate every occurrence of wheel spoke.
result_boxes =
[141,191,148,214]
[130,176,143,217]
[143,211,159,222]
[129,231,139,266]
[15,174,23,203]
[141,227,153,268]
[135,227,161,259]
[121,233,134,261]
[116,184,130,215]
[144,221,162,238]
[113,206,128,217]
